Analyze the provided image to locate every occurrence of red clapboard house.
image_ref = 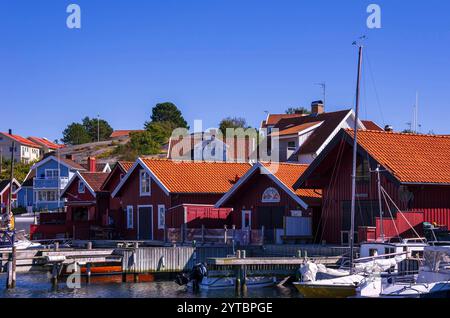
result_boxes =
[293,129,450,245]
[0,179,20,214]
[60,171,109,239]
[215,162,321,244]
[111,159,251,241]
[100,161,134,237]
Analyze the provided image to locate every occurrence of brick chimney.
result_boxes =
[65,154,74,161]
[88,157,96,172]
[311,100,324,115]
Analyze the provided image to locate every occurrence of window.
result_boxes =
[140,170,151,196]
[45,169,59,179]
[356,158,370,182]
[262,187,281,203]
[78,180,85,193]
[126,206,134,229]
[287,141,296,150]
[158,205,165,230]
[37,190,57,202]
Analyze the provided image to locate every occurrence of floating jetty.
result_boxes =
[0,241,348,289]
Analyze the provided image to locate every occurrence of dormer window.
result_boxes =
[78,180,85,193]
[140,170,151,196]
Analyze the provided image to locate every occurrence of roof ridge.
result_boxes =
[346,128,450,139]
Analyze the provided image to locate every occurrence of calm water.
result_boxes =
[0,273,301,298]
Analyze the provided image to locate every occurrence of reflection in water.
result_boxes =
[0,273,301,298]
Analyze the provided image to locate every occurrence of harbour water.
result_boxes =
[0,273,301,298]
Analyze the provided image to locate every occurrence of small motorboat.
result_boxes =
[189,276,277,290]
[0,230,42,251]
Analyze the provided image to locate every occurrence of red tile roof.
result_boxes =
[0,132,40,148]
[141,159,251,193]
[110,130,145,138]
[263,113,307,127]
[118,161,134,172]
[262,162,322,200]
[28,137,64,150]
[361,120,383,131]
[79,172,109,192]
[345,129,450,184]
[59,157,86,170]
[270,121,322,137]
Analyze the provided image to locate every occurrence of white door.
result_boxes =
[241,210,251,230]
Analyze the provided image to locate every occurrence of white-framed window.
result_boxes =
[45,169,59,179]
[78,180,85,193]
[290,210,303,217]
[158,204,165,230]
[36,190,58,202]
[139,170,151,196]
[126,206,134,229]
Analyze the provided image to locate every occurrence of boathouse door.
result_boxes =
[138,205,153,240]
[257,206,284,243]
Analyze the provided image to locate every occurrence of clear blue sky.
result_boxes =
[1,0,449,141]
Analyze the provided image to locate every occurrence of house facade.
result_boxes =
[111,159,251,241]
[27,137,64,155]
[293,129,450,245]
[0,179,20,214]
[0,132,41,163]
[215,162,321,243]
[27,155,87,212]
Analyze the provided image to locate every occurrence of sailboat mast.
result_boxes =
[377,165,385,242]
[349,44,363,274]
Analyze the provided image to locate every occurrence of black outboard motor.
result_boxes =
[175,263,208,292]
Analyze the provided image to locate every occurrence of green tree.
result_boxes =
[285,107,310,115]
[145,121,177,145]
[0,159,35,182]
[61,123,92,145]
[82,116,113,142]
[146,102,188,129]
[129,131,161,155]
[219,117,250,135]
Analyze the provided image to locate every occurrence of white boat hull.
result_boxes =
[189,276,277,290]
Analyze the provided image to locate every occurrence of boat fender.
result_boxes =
[45,255,66,263]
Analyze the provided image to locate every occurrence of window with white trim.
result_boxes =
[78,180,85,193]
[139,170,151,196]
[158,205,165,230]
[126,206,134,229]
[45,169,59,179]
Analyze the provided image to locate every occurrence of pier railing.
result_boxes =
[167,226,264,245]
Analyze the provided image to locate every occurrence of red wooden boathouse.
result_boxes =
[293,129,450,244]
[111,159,250,241]
[215,162,321,243]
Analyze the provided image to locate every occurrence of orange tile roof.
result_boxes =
[118,161,134,172]
[262,162,322,199]
[28,137,64,149]
[1,132,40,148]
[361,120,383,131]
[270,121,322,137]
[345,129,450,184]
[140,159,251,193]
[264,113,307,127]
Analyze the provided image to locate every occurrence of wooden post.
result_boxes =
[134,273,140,283]
[235,250,241,295]
[86,241,92,250]
[241,250,247,294]
[181,224,185,244]
[122,272,127,283]
[201,225,205,244]
[297,250,302,258]
[6,247,17,289]
[54,242,60,251]
[134,242,139,249]
[86,263,92,284]
[51,263,58,288]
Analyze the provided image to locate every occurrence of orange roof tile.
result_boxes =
[28,137,64,149]
[140,159,251,193]
[79,172,109,192]
[262,162,322,199]
[361,120,383,131]
[263,113,307,127]
[0,132,40,148]
[270,121,322,137]
[118,161,134,172]
[345,129,450,184]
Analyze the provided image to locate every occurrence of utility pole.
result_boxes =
[97,114,100,142]
[7,129,15,229]
[315,82,326,107]
[6,129,16,289]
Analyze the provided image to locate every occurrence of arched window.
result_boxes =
[262,187,281,203]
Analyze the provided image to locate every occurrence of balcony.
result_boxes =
[33,177,69,190]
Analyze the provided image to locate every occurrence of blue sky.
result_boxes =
[1,0,449,141]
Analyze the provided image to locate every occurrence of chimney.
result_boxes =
[88,157,96,172]
[65,154,74,161]
[8,129,12,135]
[311,100,324,115]
[384,125,393,132]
